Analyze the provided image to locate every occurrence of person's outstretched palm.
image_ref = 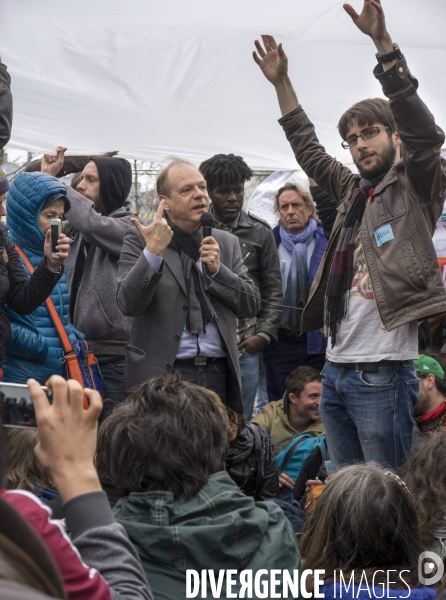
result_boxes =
[253,35,288,85]
[344,0,387,42]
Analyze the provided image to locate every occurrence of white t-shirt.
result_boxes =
[326,234,418,363]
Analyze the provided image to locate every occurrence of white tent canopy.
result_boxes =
[2,0,445,170]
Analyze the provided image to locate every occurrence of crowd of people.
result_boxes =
[0,0,446,598]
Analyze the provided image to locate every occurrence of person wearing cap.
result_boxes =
[414,354,446,434]
[2,172,81,383]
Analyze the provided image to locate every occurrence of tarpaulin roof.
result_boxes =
[2,0,445,169]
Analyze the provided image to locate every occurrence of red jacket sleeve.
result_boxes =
[3,490,112,600]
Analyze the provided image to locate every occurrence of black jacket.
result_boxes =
[0,62,12,149]
[214,209,283,344]
[0,227,63,367]
[226,422,279,501]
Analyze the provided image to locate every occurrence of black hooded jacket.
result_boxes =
[90,158,132,216]
[64,158,135,356]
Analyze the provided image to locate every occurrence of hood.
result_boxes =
[7,172,67,255]
[91,157,132,216]
[114,471,299,572]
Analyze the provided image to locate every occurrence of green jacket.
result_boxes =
[114,471,301,600]
[252,398,324,455]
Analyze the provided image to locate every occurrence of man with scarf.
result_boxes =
[263,181,331,401]
[253,0,446,469]
[116,159,260,413]
[42,148,135,421]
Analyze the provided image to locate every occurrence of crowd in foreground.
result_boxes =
[0,0,446,598]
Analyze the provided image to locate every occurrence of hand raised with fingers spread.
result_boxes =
[28,376,103,503]
[343,0,389,46]
[253,35,288,86]
[130,199,173,257]
[41,146,67,178]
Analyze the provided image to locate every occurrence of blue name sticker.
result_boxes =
[374,224,394,247]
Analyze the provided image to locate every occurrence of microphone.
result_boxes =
[201,212,214,239]
[200,212,214,277]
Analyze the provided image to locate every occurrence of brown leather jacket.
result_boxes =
[279,56,446,334]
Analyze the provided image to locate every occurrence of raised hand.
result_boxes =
[41,146,67,178]
[344,0,391,50]
[29,376,103,503]
[253,35,288,86]
[131,199,173,257]
[44,232,71,272]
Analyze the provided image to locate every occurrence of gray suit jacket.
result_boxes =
[117,226,261,413]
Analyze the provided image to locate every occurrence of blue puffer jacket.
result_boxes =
[3,172,84,384]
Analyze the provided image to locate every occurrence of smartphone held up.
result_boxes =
[0,382,52,430]
[50,218,62,258]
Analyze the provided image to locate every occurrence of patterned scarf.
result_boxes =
[279,218,318,333]
[168,220,217,335]
[325,182,373,347]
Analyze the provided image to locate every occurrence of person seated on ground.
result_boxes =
[99,373,300,600]
[252,365,323,454]
[209,392,278,501]
[6,429,58,503]
[403,433,446,559]
[2,172,85,384]
[300,463,435,600]
[413,354,446,433]
[5,376,153,600]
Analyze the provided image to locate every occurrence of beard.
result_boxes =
[354,139,397,181]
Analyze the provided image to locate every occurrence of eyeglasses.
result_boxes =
[341,126,390,149]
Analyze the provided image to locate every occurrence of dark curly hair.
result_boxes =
[98,373,228,499]
[403,433,446,548]
[199,154,253,191]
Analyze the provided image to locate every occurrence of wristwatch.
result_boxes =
[375,43,402,64]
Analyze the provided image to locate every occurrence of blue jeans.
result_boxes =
[320,361,419,471]
[239,351,259,420]
[97,358,126,424]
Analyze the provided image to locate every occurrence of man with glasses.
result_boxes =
[253,0,446,470]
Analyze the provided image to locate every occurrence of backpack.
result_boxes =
[276,434,327,504]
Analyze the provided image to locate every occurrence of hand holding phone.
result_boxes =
[50,219,62,259]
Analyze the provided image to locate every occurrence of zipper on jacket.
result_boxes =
[242,251,251,264]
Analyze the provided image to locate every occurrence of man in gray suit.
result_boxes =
[117,159,261,413]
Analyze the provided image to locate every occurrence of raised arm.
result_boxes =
[0,58,12,149]
[253,36,357,203]
[344,0,445,203]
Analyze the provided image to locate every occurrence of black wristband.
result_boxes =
[376,43,402,64]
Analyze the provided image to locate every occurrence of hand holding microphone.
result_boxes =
[200,212,220,275]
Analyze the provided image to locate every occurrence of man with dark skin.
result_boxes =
[200,154,282,419]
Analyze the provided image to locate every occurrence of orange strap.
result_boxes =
[14,245,86,384]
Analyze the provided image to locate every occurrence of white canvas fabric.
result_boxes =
[2,0,445,169]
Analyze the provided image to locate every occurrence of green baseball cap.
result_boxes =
[414,354,445,380]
